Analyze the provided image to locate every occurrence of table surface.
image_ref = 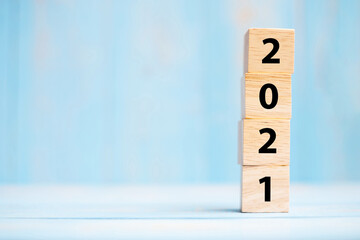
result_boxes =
[0,184,360,239]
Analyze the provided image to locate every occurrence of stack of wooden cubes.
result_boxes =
[239,28,295,212]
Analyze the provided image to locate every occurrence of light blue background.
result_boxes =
[0,0,359,184]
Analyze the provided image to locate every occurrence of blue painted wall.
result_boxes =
[0,0,359,183]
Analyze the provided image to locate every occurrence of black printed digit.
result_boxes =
[258,128,276,153]
[262,38,280,64]
[259,83,278,109]
[259,176,271,202]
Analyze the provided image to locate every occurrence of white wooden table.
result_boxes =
[1,184,359,239]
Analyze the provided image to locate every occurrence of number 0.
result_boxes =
[259,83,278,109]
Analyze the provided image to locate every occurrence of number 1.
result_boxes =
[259,176,271,202]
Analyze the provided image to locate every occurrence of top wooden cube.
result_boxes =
[247,28,295,73]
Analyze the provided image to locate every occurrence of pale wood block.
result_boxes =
[248,28,295,73]
[237,120,243,165]
[241,165,289,212]
[245,72,291,118]
[240,119,290,165]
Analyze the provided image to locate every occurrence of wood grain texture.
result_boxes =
[245,72,291,118]
[240,119,290,166]
[248,28,295,73]
[241,165,289,213]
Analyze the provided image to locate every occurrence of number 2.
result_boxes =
[262,38,280,64]
[258,128,277,153]
[259,176,271,202]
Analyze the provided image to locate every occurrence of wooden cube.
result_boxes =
[248,28,294,73]
[245,72,291,118]
[239,119,290,165]
[241,165,289,212]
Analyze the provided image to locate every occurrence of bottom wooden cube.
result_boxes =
[241,165,289,213]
